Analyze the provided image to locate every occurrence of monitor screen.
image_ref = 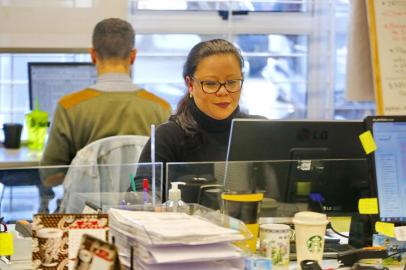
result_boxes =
[225,119,370,215]
[366,116,406,223]
[28,63,97,121]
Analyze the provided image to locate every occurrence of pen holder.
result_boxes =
[3,123,23,149]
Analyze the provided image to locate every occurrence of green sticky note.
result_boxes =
[0,232,14,256]
[375,222,395,238]
[359,131,377,154]
[358,198,379,214]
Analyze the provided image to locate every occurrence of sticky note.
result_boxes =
[394,226,406,241]
[375,222,395,238]
[359,131,377,154]
[358,198,379,214]
[0,232,14,256]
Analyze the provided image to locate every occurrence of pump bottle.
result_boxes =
[164,182,189,213]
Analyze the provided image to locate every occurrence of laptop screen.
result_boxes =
[367,116,406,223]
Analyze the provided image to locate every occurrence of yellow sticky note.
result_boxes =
[358,198,379,214]
[359,131,377,154]
[0,232,14,256]
[375,222,395,238]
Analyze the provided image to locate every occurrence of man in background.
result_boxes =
[40,18,171,207]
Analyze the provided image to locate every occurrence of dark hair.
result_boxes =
[175,39,244,134]
[92,18,135,60]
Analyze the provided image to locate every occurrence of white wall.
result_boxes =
[0,0,128,51]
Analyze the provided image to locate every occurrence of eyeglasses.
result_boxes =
[191,77,244,94]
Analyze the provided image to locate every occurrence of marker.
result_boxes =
[143,178,149,204]
[129,173,136,192]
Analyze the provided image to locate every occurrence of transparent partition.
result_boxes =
[166,158,371,218]
[0,162,162,223]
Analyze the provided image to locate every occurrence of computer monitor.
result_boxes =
[365,115,406,224]
[225,119,370,214]
[28,62,97,121]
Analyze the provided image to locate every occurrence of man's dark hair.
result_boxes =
[92,18,135,60]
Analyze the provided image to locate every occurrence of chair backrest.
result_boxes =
[60,135,149,212]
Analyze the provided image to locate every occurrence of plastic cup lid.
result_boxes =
[292,211,329,225]
[27,110,48,117]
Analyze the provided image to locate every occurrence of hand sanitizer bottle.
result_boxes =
[164,182,189,213]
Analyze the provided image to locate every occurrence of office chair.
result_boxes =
[59,135,149,213]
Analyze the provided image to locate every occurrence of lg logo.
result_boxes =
[297,128,328,141]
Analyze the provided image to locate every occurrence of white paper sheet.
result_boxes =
[109,209,244,245]
[148,243,241,263]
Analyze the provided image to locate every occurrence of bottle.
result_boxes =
[164,182,189,213]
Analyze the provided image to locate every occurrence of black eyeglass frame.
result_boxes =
[191,76,244,94]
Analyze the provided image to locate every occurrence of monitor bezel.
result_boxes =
[364,115,406,223]
[28,62,94,110]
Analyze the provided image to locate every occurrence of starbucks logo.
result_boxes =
[306,235,323,253]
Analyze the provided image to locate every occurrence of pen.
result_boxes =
[143,178,149,204]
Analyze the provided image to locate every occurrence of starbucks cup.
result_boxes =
[292,211,329,267]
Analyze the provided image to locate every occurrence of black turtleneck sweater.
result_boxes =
[138,100,259,201]
[139,100,248,164]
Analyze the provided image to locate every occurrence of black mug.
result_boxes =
[3,123,23,149]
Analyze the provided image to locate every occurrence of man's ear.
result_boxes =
[130,49,137,64]
[89,48,97,64]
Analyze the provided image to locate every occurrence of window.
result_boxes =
[0,0,376,139]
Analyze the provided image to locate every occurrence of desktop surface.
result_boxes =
[0,145,42,168]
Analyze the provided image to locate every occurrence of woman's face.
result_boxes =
[187,53,242,120]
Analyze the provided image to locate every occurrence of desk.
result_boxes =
[0,146,42,168]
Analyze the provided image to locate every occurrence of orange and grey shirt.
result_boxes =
[41,73,171,167]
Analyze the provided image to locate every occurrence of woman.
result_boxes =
[138,39,263,202]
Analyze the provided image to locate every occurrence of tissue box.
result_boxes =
[373,234,406,265]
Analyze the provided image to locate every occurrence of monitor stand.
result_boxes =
[348,213,373,247]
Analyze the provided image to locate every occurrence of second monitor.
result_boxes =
[225,119,370,214]
[28,62,97,121]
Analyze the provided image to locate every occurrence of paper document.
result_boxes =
[108,209,244,245]
[148,243,241,263]
[122,258,244,270]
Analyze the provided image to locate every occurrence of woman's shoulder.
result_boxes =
[155,117,185,138]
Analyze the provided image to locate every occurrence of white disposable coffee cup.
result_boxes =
[36,228,64,267]
[292,211,329,266]
[259,223,291,267]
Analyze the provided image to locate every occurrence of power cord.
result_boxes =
[327,222,350,239]
[383,248,406,259]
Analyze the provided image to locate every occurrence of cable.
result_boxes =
[327,222,350,239]
[384,249,406,259]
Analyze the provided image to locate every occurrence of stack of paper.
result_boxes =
[108,208,246,270]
